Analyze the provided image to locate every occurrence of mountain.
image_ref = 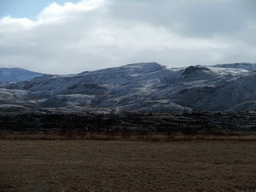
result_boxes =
[0,68,43,82]
[1,62,256,113]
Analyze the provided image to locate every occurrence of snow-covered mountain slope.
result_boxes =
[2,62,256,113]
[211,63,256,71]
[0,68,43,82]
[0,88,28,102]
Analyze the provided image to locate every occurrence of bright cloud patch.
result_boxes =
[37,0,106,23]
[0,0,256,74]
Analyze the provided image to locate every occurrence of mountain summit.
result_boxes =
[0,68,43,82]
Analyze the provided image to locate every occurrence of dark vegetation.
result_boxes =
[1,111,256,141]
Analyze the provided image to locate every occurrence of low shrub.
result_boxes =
[181,126,198,135]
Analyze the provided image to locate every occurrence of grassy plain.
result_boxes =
[1,132,256,192]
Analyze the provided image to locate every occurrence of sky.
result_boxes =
[1,0,256,74]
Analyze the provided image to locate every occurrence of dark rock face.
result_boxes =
[182,66,211,76]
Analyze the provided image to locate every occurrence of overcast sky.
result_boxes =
[1,0,256,74]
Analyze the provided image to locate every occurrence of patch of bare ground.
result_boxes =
[1,139,256,192]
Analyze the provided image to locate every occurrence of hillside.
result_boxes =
[1,62,256,113]
[0,68,43,82]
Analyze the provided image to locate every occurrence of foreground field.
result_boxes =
[1,139,256,192]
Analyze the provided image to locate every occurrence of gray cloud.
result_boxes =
[109,0,248,36]
[0,0,256,74]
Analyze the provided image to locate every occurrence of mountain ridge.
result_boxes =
[1,62,256,113]
[0,68,44,83]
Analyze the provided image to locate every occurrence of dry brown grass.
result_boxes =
[1,139,256,192]
[1,130,256,142]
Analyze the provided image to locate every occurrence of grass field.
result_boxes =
[1,133,256,191]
